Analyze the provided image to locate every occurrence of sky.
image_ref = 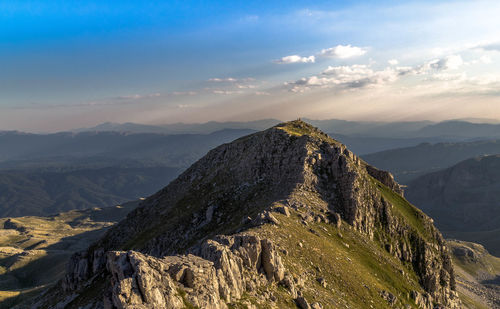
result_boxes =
[1,0,500,132]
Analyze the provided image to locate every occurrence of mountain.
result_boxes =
[0,201,139,308]
[405,155,500,256]
[0,129,254,168]
[329,134,455,155]
[448,240,500,308]
[78,119,500,140]
[0,166,181,217]
[305,118,434,137]
[362,140,500,183]
[76,119,281,134]
[415,121,500,139]
[29,121,460,308]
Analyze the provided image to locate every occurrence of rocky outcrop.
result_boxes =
[33,120,461,308]
[62,233,285,308]
[106,251,186,308]
[366,165,404,196]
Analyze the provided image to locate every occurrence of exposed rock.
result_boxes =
[330,212,342,228]
[103,233,285,308]
[106,251,186,308]
[317,277,327,288]
[252,211,280,226]
[311,302,323,309]
[296,296,311,309]
[366,165,404,196]
[380,290,397,306]
[273,205,290,217]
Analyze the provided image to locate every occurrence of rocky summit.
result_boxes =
[29,120,461,308]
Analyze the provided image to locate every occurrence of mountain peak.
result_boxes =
[33,121,461,309]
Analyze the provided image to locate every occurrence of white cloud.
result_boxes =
[388,59,399,65]
[287,64,400,92]
[426,72,467,82]
[208,77,255,83]
[208,77,238,82]
[274,44,366,65]
[274,55,316,64]
[285,53,468,92]
[480,55,492,64]
[319,44,367,59]
[172,91,197,96]
[391,55,465,76]
[212,90,244,95]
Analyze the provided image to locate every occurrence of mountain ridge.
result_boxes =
[30,121,460,308]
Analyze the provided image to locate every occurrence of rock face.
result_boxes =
[103,233,285,309]
[31,121,461,308]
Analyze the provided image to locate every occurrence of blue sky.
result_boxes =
[1,0,500,131]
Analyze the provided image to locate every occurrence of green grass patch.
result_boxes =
[255,208,423,308]
[373,178,433,242]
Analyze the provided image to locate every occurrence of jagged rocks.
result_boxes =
[106,251,186,308]
[365,165,404,196]
[272,205,290,217]
[78,233,286,308]
[252,210,280,226]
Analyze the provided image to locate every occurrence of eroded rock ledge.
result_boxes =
[63,234,285,308]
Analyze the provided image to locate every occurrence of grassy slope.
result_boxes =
[228,205,424,308]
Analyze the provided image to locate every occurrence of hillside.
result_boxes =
[406,155,500,256]
[0,201,139,308]
[363,140,500,183]
[27,121,460,308]
[0,166,180,217]
[448,240,500,308]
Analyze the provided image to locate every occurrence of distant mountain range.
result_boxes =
[0,129,255,168]
[406,155,500,256]
[74,118,500,140]
[74,119,281,135]
[362,140,500,183]
[0,129,253,218]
